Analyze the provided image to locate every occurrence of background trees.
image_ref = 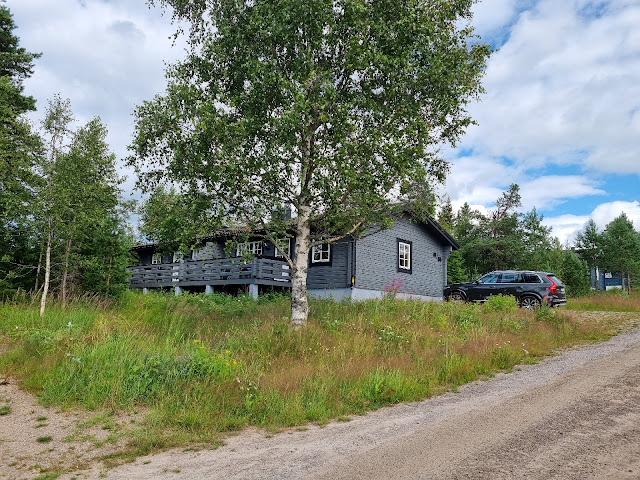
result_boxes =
[444,185,564,281]
[443,186,640,297]
[130,0,491,325]
[0,4,133,304]
[0,3,43,295]
[36,101,134,312]
[599,214,640,294]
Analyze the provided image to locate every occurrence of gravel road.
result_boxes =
[85,318,640,480]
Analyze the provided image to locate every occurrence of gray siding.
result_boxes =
[306,240,352,290]
[354,216,450,297]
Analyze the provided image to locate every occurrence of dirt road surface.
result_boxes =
[79,321,640,480]
[3,314,640,479]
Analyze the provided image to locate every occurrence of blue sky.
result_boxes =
[9,0,640,244]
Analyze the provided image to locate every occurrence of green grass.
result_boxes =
[567,288,640,312]
[0,290,637,457]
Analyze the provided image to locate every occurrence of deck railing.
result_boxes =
[127,257,292,289]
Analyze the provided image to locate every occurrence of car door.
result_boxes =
[498,272,524,298]
[471,272,501,301]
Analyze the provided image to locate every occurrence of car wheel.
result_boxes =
[450,291,466,303]
[520,296,540,310]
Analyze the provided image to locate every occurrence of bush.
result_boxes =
[483,294,518,313]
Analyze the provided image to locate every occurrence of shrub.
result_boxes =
[484,294,518,313]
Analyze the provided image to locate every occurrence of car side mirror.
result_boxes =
[475,280,482,284]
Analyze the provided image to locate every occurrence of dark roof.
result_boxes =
[131,212,460,251]
[420,215,460,250]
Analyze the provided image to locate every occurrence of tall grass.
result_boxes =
[567,288,640,312]
[0,291,635,452]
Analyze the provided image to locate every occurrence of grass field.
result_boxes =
[1,289,638,457]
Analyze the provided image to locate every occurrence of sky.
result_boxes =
[8,0,640,245]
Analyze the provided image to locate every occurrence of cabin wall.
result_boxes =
[306,240,352,290]
[354,217,450,298]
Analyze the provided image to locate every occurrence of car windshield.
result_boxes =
[477,273,500,284]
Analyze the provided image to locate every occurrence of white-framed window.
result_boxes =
[312,244,330,263]
[173,251,184,263]
[274,238,291,258]
[236,241,263,257]
[151,253,162,265]
[398,240,412,272]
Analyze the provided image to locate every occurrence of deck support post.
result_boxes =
[175,286,183,296]
[205,285,214,294]
[249,284,258,300]
[142,287,149,295]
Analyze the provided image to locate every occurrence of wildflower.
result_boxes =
[67,321,73,329]
[193,339,201,343]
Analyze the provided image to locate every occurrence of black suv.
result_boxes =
[444,270,567,309]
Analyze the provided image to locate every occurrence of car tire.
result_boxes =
[450,291,466,303]
[520,295,540,310]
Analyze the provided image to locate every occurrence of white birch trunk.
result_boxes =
[61,236,72,308]
[40,220,52,317]
[34,244,43,292]
[105,254,113,300]
[291,203,311,327]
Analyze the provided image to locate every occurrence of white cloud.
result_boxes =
[466,0,640,175]
[590,200,640,230]
[543,200,640,244]
[541,213,590,245]
[518,175,605,210]
[11,0,187,161]
[471,0,522,38]
[444,154,520,207]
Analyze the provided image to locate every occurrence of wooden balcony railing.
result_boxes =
[127,257,292,289]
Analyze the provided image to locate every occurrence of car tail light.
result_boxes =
[546,276,557,294]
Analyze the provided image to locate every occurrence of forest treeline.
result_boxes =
[0,5,133,306]
[438,185,640,296]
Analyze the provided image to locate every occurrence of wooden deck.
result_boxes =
[127,257,292,289]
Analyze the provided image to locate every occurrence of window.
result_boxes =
[311,244,330,263]
[274,238,291,258]
[173,251,184,263]
[523,273,542,284]
[236,241,263,257]
[478,272,500,284]
[151,253,162,265]
[500,273,522,283]
[397,239,412,273]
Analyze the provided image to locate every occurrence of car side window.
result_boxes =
[523,274,541,283]
[500,273,522,283]
[478,273,500,284]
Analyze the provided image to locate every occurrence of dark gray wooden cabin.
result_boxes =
[127,214,459,301]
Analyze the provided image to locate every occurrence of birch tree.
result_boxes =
[129,0,491,325]
[39,95,74,315]
[54,117,128,305]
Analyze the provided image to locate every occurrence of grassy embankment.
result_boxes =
[1,289,639,459]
